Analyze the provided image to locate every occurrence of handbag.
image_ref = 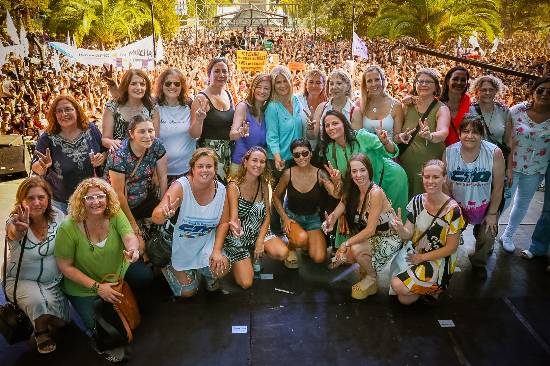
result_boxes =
[94,270,141,350]
[398,98,438,157]
[145,220,174,267]
[0,235,34,344]
[474,104,511,162]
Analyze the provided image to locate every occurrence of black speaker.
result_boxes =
[0,135,27,177]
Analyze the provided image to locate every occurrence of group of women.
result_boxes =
[3,56,549,362]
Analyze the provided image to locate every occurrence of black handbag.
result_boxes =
[144,219,174,268]
[474,104,511,163]
[0,234,34,344]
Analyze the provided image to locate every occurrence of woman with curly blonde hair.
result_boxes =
[224,146,288,288]
[55,177,141,362]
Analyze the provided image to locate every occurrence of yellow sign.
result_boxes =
[236,50,268,72]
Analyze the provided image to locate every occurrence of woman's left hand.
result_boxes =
[254,241,264,259]
[406,252,425,265]
[90,152,105,168]
[375,120,390,146]
[209,250,227,277]
[324,161,341,182]
[484,214,498,236]
[418,119,432,140]
[123,248,140,263]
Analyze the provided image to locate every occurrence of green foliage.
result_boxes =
[367,0,501,47]
[45,0,179,47]
[0,0,51,31]
[500,0,550,38]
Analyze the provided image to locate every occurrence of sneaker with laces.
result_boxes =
[499,236,515,253]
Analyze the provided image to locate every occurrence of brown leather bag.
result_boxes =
[101,274,141,342]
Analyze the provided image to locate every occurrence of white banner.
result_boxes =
[48,35,164,69]
[6,11,19,45]
[352,32,369,60]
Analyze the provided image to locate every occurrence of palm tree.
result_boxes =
[368,0,501,47]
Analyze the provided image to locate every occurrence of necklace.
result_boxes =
[83,220,95,251]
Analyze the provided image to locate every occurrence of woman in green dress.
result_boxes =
[320,110,408,245]
[394,68,450,199]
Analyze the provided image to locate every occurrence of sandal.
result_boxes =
[284,250,299,269]
[328,247,348,270]
[35,330,56,354]
[520,250,534,259]
[100,346,126,363]
[351,279,377,300]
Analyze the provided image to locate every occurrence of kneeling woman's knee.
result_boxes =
[236,276,253,290]
[390,277,404,293]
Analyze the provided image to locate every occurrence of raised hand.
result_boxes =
[101,63,116,85]
[12,205,30,233]
[35,148,52,170]
[195,98,209,122]
[162,193,179,220]
[321,211,335,234]
[399,127,416,144]
[238,120,250,138]
[274,157,285,171]
[323,161,341,182]
[390,207,404,231]
[418,119,432,140]
[375,119,390,146]
[304,109,315,131]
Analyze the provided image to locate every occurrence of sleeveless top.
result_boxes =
[171,176,226,271]
[362,100,397,139]
[287,168,322,215]
[158,104,195,175]
[349,184,393,235]
[224,182,266,248]
[198,90,235,140]
[445,140,497,225]
[105,100,154,140]
[231,103,267,164]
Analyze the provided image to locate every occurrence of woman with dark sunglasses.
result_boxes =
[272,138,342,268]
[499,75,550,254]
[152,68,195,185]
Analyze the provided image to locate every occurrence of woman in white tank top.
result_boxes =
[351,65,404,141]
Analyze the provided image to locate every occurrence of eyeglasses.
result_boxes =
[164,81,181,87]
[292,151,310,159]
[535,88,550,96]
[83,193,107,202]
[55,107,76,114]
[416,79,435,85]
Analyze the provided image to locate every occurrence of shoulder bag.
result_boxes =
[0,234,34,344]
[474,104,511,163]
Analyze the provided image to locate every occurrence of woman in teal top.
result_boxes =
[55,178,140,362]
[265,65,304,236]
[321,110,408,245]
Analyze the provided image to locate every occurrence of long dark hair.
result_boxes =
[319,109,357,161]
[440,66,470,102]
[117,69,155,112]
[342,154,373,232]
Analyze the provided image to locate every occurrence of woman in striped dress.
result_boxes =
[224,147,289,289]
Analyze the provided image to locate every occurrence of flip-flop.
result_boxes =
[284,250,299,269]
[35,330,56,354]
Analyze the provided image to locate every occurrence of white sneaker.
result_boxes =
[500,236,515,253]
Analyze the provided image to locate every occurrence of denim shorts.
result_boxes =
[162,260,231,296]
[286,209,322,231]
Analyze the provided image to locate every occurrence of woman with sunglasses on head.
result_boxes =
[273,138,342,268]
[440,66,471,146]
[499,75,550,254]
[390,160,464,305]
[296,69,327,155]
[229,73,272,176]
[102,69,156,151]
[152,68,195,185]
[224,147,288,288]
[104,115,167,249]
[190,57,235,182]
[397,68,450,199]
[152,148,231,297]
[32,95,105,214]
[55,178,140,363]
[4,177,69,354]
[323,154,402,300]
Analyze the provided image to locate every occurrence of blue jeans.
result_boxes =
[502,171,544,239]
[67,294,97,333]
[529,166,549,255]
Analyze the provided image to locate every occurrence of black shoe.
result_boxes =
[472,266,487,280]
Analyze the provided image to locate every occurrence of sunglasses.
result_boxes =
[535,88,550,96]
[83,193,107,202]
[292,150,310,159]
[164,81,181,87]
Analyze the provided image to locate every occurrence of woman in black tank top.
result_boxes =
[190,57,235,182]
[273,138,342,268]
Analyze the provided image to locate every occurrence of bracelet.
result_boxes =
[90,281,100,294]
[429,132,434,141]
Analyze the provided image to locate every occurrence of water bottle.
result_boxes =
[253,257,262,278]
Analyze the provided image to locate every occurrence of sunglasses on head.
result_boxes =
[535,87,550,96]
[292,150,310,159]
[164,81,181,87]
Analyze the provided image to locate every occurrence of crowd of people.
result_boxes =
[1,26,549,363]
